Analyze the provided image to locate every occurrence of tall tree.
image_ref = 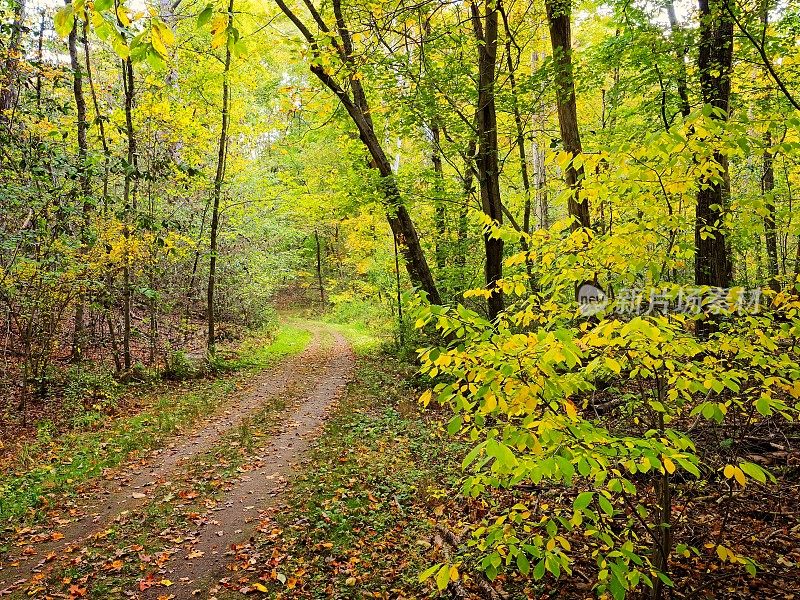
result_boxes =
[545,0,590,229]
[208,0,234,357]
[470,0,504,319]
[694,0,733,300]
[121,55,137,370]
[273,0,442,305]
[762,131,779,291]
[0,0,24,117]
[66,4,92,358]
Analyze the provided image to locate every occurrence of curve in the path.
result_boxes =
[0,324,348,594]
[140,329,354,599]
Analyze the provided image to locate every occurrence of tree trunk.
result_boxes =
[666,1,691,119]
[431,123,447,272]
[315,228,325,304]
[208,0,234,358]
[545,0,590,230]
[83,25,111,208]
[762,131,779,291]
[274,0,441,306]
[530,51,549,230]
[650,380,673,600]
[471,1,504,320]
[456,139,476,272]
[695,0,733,337]
[122,56,138,370]
[67,5,92,360]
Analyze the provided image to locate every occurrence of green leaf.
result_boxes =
[94,0,113,11]
[419,564,440,582]
[197,4,213,28]
[447,415,462,435]
[598,494,614,516]
[435,564,450,590]
[739,461,767,483]
[54,5,75,38]
[517,551,530,575]
[533,558,546,580]
[573,491,594,511]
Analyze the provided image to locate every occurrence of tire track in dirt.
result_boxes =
[138,329,354,599]
[0,324,337,593]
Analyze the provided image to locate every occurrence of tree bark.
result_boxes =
[695,0,733,291]
[455,138,476,271]
[431,123,447,272]
[273,0,441,305]
[762,131,779,291]
[695,0,733,338]
[545,0,590,230]
[315,228,325,304]
[208,0,234,357]
[121,56,138,370]
[471,1,504,320]
[666,1,691,120]
[67,4,92,359]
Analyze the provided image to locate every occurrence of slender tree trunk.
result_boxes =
[666,1,691,119]
[500,6,536,286]
[650,378,673,600]
[121,56,137,370]
[67,5,92,360]
[500,8,531,218]
[471,1,504,320]
[274,0,441,305]
[762,131,779,291]
[530,51,549,230]
[35,9,44,108]
[455,139,476,272]
[315,228,325,304]
[545,0,590,230]
[431,123,447,271]
[207,0,234,358]
[82,26,111,207]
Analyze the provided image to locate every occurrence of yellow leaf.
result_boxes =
[723,464,735,479]
[605,357,621,374]
[160,580,173,587]
[565,400,578,420]
[734,467,746,487]
[449,565,459,582]
[116,5,130,27]
[420,389,432,407]
[253,583,268,593]
[663,456,676,475]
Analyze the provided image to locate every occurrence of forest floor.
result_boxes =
[2,318,799,600]
[0,319,356,599]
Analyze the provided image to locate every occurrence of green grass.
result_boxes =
[216,351,467,599]
[0,324,312,530]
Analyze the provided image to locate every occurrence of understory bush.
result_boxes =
[414,220,800,599]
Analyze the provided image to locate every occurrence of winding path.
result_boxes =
[0,324,354,598]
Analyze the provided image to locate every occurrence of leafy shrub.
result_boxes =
[414,220,800,599]
[63,363,121,427]
[161,349,200,381]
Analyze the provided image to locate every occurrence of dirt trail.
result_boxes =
[0,324,354,597]
[141,329,353,599]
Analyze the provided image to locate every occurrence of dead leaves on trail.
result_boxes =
[216,358,450,598]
